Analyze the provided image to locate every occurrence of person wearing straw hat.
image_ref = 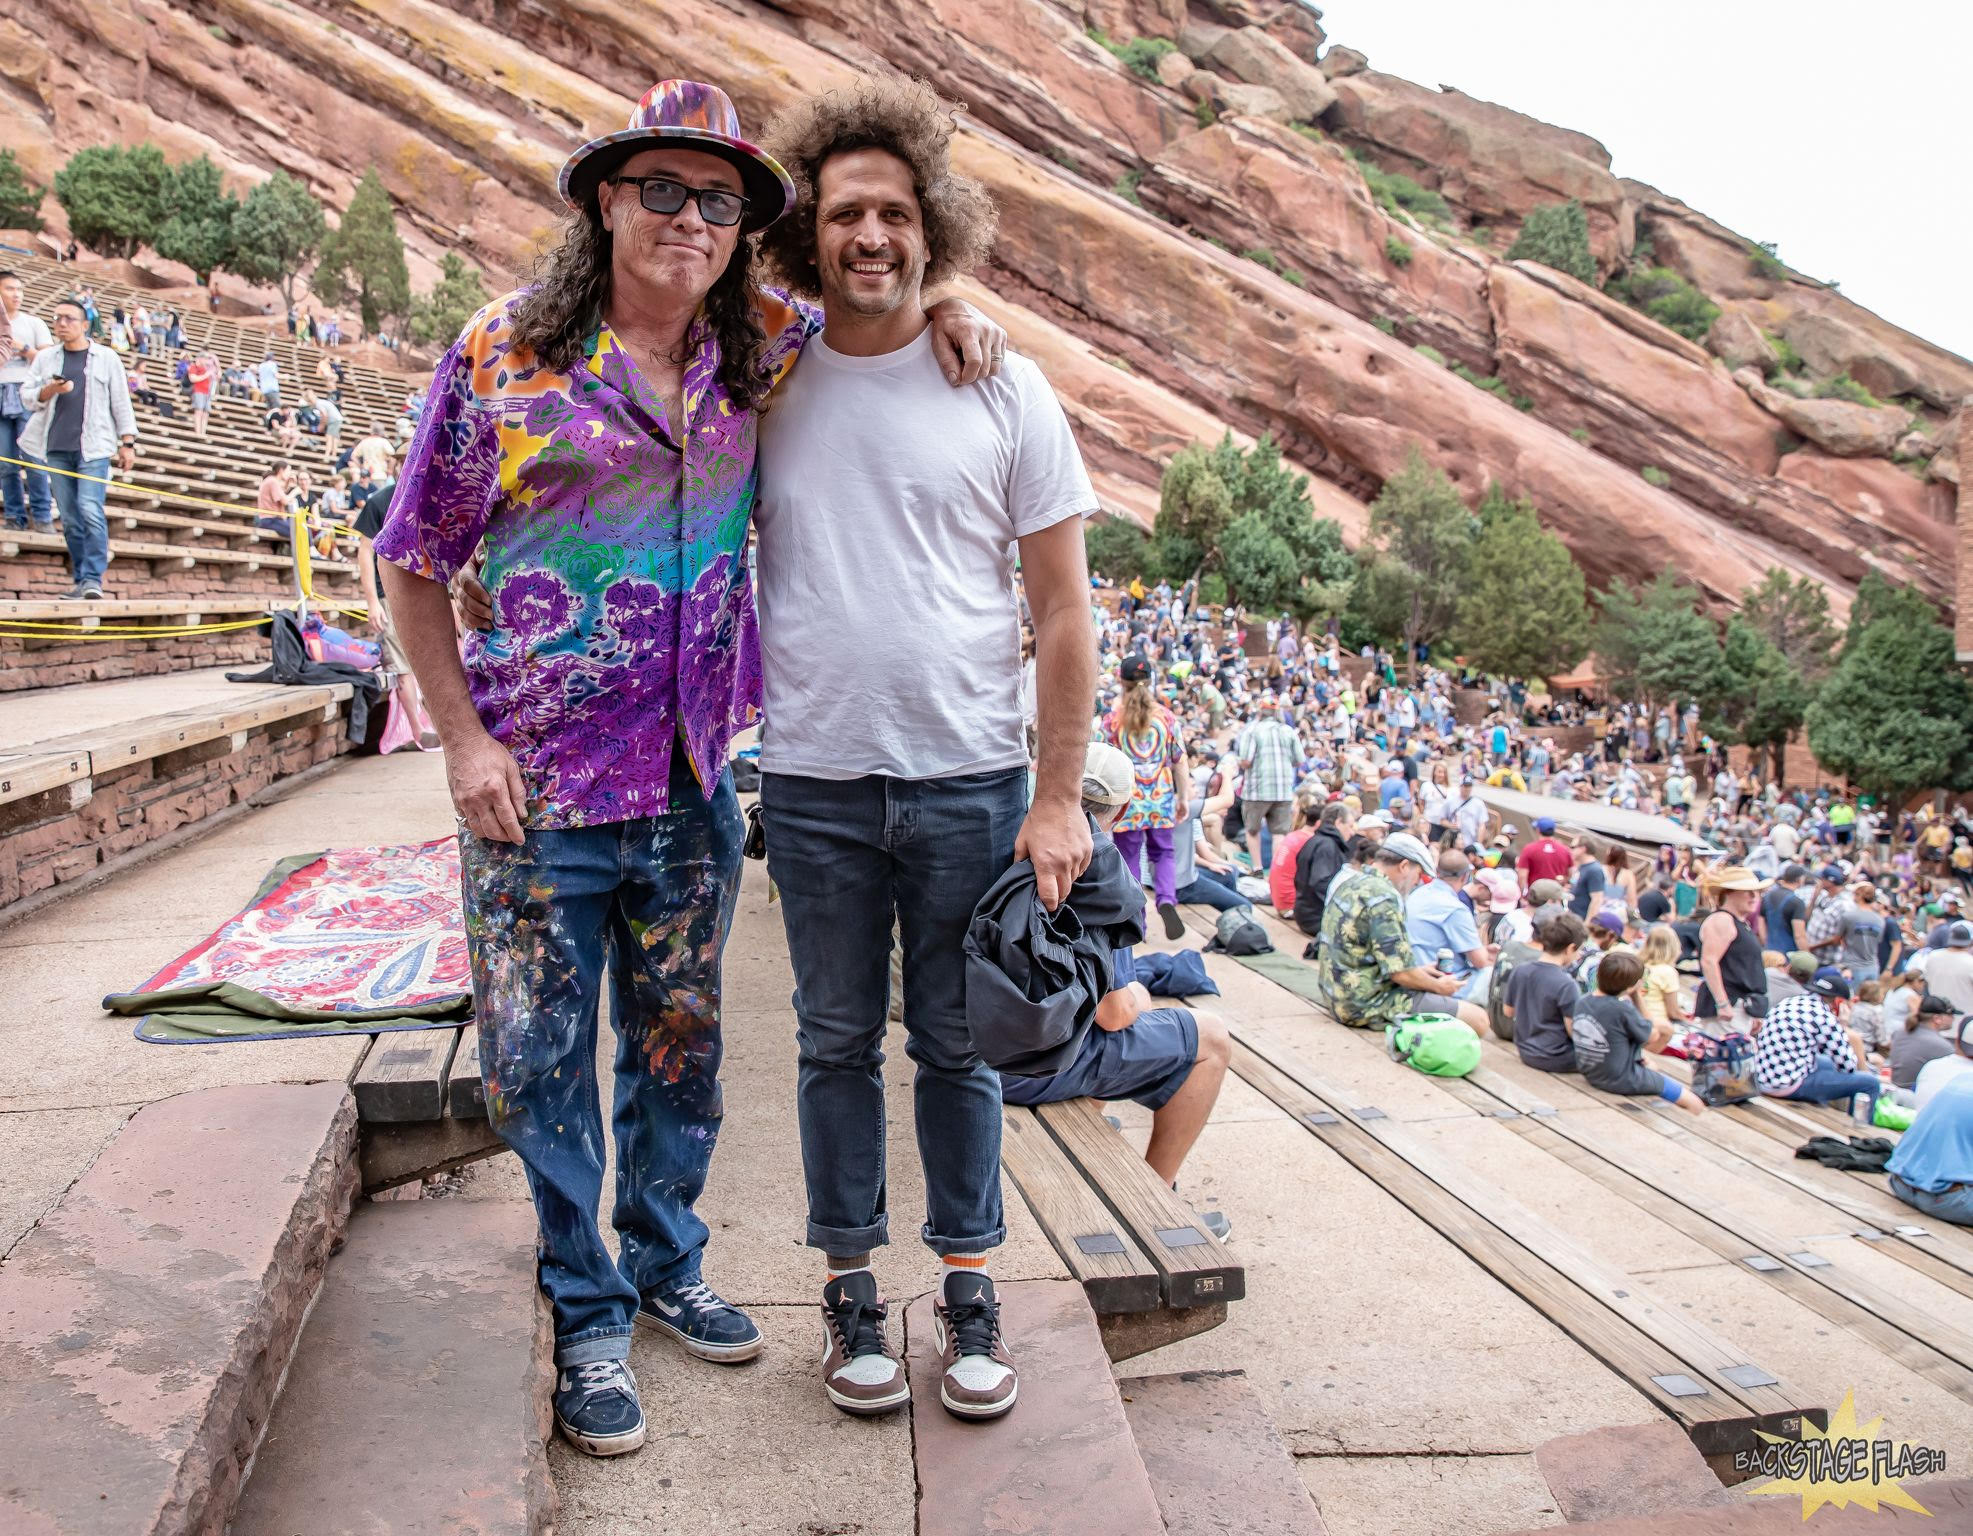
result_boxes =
[1694,865,1771,1028]
[375,77,1003,1459]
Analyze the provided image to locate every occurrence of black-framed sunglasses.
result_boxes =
[610,174,749,228]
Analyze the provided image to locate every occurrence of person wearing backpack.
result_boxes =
[1570,951,1706,1116]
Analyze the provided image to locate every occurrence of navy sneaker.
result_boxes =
[637,1277,764,1363]
[554,1359,646,1457]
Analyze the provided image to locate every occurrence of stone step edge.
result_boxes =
[0,1083,358,1536]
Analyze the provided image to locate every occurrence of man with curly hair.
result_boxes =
[377,80,1002,1459]
[752,77,1099,1424]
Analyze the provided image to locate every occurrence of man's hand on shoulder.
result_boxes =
[926,297,1006,386]
[1017,795,1091,911]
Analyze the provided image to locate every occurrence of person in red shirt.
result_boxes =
[1517,817,1575,887]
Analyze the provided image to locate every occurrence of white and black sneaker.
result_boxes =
[820,1271,910,1416]
[553,1359,646,1457]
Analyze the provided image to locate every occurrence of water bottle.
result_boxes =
[1437,948,1454,974]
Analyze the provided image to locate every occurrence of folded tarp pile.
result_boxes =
[106,838,473,1042]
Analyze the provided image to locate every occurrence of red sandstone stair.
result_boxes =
[229,1198,556,1536]
[0,1083,358,1536]
[1120,1369,1327,1535]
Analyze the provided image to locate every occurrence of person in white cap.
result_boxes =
[1314,830,1490,1035]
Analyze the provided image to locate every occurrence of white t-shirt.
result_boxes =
[754,327,1096,779]
[1915,1052,1973,1111]
[1,309,53,388]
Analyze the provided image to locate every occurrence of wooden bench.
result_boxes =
[347,1024,508,1193]
[1001,1096,1243,1362]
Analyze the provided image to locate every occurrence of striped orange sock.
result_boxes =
[942,1253,989,1273]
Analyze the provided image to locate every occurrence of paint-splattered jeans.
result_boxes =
[458,762,744,1367]
[760,767,1024,1259]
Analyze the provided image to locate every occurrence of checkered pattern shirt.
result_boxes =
[1753,993,1857,1094]
[1237,719,1303,803]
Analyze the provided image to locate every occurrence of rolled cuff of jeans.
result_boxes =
[806,1214,890,1254]
[555,1328,633,1368]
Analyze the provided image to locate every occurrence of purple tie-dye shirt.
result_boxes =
[374,287,817,829]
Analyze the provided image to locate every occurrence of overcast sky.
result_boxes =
[1320,0,1973,363]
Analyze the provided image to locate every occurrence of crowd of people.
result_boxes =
[1080,574,1973,1226]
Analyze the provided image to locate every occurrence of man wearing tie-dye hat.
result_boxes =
[376,79,1001,1458]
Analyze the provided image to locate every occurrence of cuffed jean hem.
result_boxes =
[807,1215,890,1254]
[921,1223,1006,1258]
[556,1328,634,1367]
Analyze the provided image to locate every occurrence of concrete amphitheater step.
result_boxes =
[906,1278,1164,1536]
[230,1197,555,1536]
[0,1082,358,1536]
[1119,1369,1327,1534]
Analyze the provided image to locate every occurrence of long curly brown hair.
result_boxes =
[756,75,997,297]
[505,203,772,413]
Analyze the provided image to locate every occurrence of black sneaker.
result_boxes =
[636,1277,763,1362]
[1159,901,1186,941]
[81,583,105,600]
[553,1359,646,1456]
[820,1270,909,1416]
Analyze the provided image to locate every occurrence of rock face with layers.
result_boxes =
[3,0,1963,614]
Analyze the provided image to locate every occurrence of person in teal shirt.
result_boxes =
[1887,1074,1973,1226]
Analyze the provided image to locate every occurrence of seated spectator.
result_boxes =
[125,361,168,414]
[1503,912,1584,1074]
[1571,951,1705,1116]
[997,745,1232,1237]
[1765,949,1815,1004]
[1577,908,1630,991]
[1752,975,1881,1119]
[1315,832,1488,1036]
[1270,793,1321,917]
[1405,847,1494,1004]
[255,461,294,543]
[1293,800,1354,939]
[1632,923,1686,1048]
[1170,798,1247,914]
[1851,976,1891,1057]
[1915,1016,1973,1111]
[266,402,300,451]
[1886,1073,1973,1226]
[1892,995,1960,1091]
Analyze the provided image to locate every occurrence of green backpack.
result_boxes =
[1386,1016,1482,1078]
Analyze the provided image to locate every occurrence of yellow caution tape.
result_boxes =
[0,453,363,539]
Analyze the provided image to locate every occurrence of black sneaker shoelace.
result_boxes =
[943,1296,1001,1358]
[829,1293,890,1359]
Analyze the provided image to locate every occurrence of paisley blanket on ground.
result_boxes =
[108,840,473,1042]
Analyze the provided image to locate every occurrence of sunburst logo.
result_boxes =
[1738,1390,1947,1518]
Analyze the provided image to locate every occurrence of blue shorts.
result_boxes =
[999,1008,1199,1110]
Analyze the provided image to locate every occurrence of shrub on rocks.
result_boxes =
[1505,199,1595,285]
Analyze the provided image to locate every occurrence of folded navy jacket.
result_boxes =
[964,822,1146,1078]
[1135,949,1219,999]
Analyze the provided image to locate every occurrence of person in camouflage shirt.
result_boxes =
[1317,833,1491,1034]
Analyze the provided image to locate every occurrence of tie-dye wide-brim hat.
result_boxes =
[558,79,796,234]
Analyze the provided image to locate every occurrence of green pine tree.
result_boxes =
[1152,437,1236,581]
[1594,568,1718,713]
[1084,516,1153,583]
[0,150,45,232]
[407,251,490,348]
[1738,567,1839,683]
[1704,617,1811,784]
[1807,577,1973,802]
[53,145,172,259]
[1450,485,1590,679]
[1504,199,1595,285]
[1348,448,1475,678]
[230,171,327,307]
[154,155,237,286]
[312,168,410,334]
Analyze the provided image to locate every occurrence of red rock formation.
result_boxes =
[3,0,1962,615]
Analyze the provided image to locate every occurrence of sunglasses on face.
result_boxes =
[611,174,748,228]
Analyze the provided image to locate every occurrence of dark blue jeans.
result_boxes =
[761,767,1025,1258]
[1178,863,1247,912]
[458,759,744,1367]
[0,410,51,527]
[44,450,109,588]
[1782,1054,1882,1119]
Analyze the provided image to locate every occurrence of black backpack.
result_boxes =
[1205,904,1273,957]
